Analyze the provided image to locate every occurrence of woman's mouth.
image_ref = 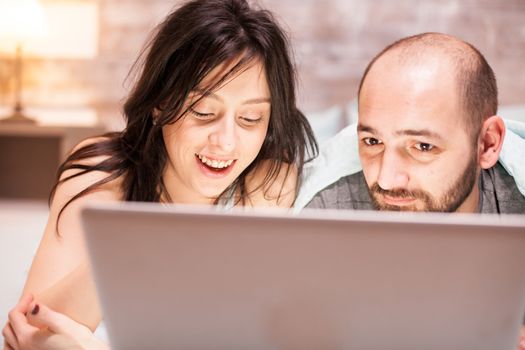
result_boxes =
[196,154,234,169]
[195,154,236,176]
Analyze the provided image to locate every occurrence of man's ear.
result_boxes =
[478,115,505,169]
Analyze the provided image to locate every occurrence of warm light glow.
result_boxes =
[0,0,100,125]
[0,0,48,41]
[23,1,99,59]
[0,0,99,58]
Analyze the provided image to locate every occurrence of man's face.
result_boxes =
[357,53,480,212]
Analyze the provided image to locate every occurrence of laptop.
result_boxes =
[81,202,525,350]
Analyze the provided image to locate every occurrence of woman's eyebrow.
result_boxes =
[240,97,271,105]
[191,89,221,102]
[192,90,270,105]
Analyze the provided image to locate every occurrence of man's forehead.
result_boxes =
[358,91,467,142]
[362,51,456,92]
[358,53,466,130]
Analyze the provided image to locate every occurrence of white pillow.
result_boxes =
[345,99,359,125]
[305,105,345,145]
[498,105,525,123]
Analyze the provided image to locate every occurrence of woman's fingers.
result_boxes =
[7,305,41,350]
[2,323,18,350]
[25,302,85,336]
[3,294,35,350]
[13,294,33,315]
[24,302,108,350]
[5,296,104,350]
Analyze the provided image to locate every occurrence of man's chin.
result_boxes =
[371,195,425,212]
[373,202,422,212]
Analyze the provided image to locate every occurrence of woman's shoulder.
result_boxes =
[54,135,124,204]
[66,133,119,164]
[245,160,298,208]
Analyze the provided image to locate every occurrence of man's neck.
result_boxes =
[455,179,481,213]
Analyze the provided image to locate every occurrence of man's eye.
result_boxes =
[414,143,435,152]
[363,137,382,146]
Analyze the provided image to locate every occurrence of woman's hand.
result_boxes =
[3,294,109,350]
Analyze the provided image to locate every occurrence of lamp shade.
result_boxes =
[0,0,47,42]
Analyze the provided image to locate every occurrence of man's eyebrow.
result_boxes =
[358,124,444,140]
[192,90,270,105]
[395,129,444,140]
[357,124,377,133]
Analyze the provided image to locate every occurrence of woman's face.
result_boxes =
[161,60,271,204]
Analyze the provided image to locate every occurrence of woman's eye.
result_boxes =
[189,108,214,120]
[414,143,435,152]
[363,137,382,146]
[239,116,263,125]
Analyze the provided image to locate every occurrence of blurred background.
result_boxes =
[1,0,524,130]
[0,0,524,338]
[1,0,523,201]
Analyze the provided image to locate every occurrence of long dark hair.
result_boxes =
[51,0,317,220]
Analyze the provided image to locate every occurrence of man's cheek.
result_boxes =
[361,160,379,188]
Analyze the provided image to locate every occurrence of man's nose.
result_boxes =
[376,149,409,190]
[208,115,236,153]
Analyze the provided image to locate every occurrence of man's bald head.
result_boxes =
[358,33,498,142]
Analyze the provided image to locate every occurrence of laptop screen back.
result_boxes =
[82,203,525,350]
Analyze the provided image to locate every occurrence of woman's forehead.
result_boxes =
[196,55,266,87]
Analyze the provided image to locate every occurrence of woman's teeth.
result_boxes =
[197,154,234,169]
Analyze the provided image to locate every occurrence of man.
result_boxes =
[305,32,525,214]
[302,32,525,350]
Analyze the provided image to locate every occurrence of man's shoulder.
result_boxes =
[481,162,525,214]
[305,171,374,210]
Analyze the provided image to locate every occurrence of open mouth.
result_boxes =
[196,154,235,173]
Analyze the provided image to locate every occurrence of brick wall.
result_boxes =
[0,0,523,128]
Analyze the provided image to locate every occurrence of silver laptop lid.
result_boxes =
[81,202,525,350]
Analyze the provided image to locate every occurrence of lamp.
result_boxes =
[0,0,47,124]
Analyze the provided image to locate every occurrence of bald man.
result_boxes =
[304,33,525,348]
[307,32,525,214]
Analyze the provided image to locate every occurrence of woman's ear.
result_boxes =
[152,108,161,125]
[478,115,505,169]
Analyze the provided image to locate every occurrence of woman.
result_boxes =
[3,0,317,348]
